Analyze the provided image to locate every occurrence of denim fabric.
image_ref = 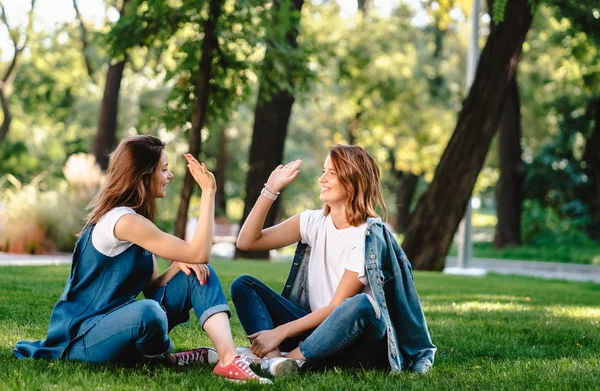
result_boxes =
[279,218,436,373]
[231,276,388,368]
[14,224,154,360]
[300,293,388,369]
[230,275,311,352]
[66,268,230,363]
[65,300,172,363]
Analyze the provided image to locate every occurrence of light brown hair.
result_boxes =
[323,144,387,226]
[84,135,165,228]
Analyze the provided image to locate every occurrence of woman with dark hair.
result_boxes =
[14,135,270,384]
[232,144,436,376]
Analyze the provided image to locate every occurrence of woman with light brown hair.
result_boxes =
[232,144,436,376]
[14,135,271,384]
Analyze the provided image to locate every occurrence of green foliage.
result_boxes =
[1,262,600,389]
[449,241,600,264]
[521,200,594,247]
[492,0,509,24]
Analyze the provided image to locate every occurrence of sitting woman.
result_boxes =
[232,144,436,376]
[14,135,270,384]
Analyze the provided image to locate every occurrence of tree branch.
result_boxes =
[72,0,94,78]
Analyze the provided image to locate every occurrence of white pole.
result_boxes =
[457,0,480,270]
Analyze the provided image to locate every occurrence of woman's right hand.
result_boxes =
[184,153,216,193]
[266,159,302,192]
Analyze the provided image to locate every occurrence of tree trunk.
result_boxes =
[174,0,224,240]
[357,0,370,14]
[494,77,525,248]
[91,0,129,169]
[92,59,127,169]
[0,84,11,143]
[395,172,419,234]
[214,127,228,216]
[402,0,533,271]
[235,0,305,260]
[583,97,600,239]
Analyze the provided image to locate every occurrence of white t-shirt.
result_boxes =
[91,206,137,256]
[299,209,372,311]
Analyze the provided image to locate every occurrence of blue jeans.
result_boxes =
[66,268,230,363]
[231,275,388,368]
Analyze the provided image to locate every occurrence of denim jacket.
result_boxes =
[281,217,436,372]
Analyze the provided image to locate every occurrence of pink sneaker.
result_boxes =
[171,347,218,366]
[212,356,273,384]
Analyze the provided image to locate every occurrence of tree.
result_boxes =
[0,0,36,144]
[494,77,526,247]
[235,0,306,259]
[173,0,225,239]
[402,0,535,271]
[91,0,129,170]
[583,98,600,238]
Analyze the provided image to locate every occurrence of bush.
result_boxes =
[0,154,104,254]
[521,199,594,247]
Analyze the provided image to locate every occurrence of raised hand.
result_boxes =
[266,159,302,192]
[184,153,216,193]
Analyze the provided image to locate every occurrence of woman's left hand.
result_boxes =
[248,328,286,357]
[178,262,210,285]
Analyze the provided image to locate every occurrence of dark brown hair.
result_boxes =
[323,144,387,226]
[84,135,165,228]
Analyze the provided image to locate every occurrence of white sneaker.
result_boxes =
[262,357,300,377]
[235,346,262,366]
[280,351,306,368]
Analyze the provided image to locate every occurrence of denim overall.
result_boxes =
[14,223,230,362]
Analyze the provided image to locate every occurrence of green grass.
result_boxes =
[2,260,600,390]
[448,242,600,265]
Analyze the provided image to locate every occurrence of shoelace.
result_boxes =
[234,356,256,377]
[178,350,205,365]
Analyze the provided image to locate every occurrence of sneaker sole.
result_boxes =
[223,377,273,385]
[271,359,300,377]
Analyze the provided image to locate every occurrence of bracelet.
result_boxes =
[263,183,280,195]
[260,187,278,201]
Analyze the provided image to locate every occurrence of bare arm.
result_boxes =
[249,270,364,357]
[146,255,210,290]
[236,160,303,251]
[115,154,216,264]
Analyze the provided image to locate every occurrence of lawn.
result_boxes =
[1,260,599,390]
[447,241,600,265]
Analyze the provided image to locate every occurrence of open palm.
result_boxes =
[266,159,302,192]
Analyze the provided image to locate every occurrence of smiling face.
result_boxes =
[319,155,347,207]
[151,149,173,199]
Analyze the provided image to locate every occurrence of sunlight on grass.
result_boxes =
[428,301,532,313]
[548,306,600,321]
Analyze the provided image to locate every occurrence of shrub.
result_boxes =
[0,154,104,254]
[521,199,594,247]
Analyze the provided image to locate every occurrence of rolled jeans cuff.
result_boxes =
[198,304,231,330]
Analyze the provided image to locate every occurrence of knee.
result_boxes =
[230,275,255,296]
[137,300,168,332]
[342,294,377,321]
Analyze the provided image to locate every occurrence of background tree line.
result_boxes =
[0,0,598,268]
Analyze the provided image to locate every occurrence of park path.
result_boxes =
[1,248,599,284]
